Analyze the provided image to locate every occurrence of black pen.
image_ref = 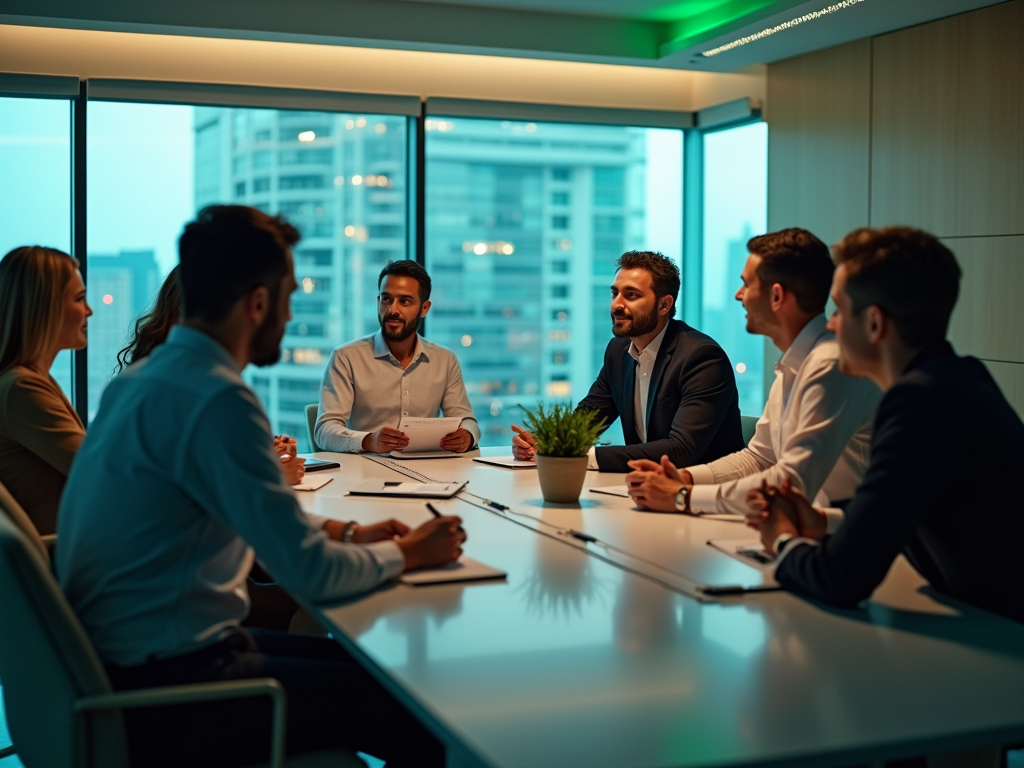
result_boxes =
[426,502,442,518]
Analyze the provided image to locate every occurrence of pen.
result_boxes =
[700,584,749,596]
[426,502,442,518]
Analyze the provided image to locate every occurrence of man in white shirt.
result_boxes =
[625,228,880,518]
[315,259,480,454]
[57,206,462,767]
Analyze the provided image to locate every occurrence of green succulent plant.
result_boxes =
[519,402,607,458]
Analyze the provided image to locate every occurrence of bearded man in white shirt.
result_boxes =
[626,228,880,519]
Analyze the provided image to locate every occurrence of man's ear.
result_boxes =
[420,299,432,318]
[770,283,786,312]
[245,285,271,325]
[865,305,887,344]
[658,295,674,316]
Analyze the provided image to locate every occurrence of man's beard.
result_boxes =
[251,300,285,367]
[380,312,421,342]
[611,305,659,338]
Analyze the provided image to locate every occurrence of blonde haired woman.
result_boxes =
[0,246,92,534]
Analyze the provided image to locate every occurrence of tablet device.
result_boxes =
[304,458,341,472]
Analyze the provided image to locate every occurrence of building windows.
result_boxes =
[552,167,572,181]
[552,191,570,205]
[84,102,408,445]
[551,284,569,298]
[0,96,74,397]
[551,215,570,230]
[701,121,768,417]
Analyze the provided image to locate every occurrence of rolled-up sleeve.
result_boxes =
[315,348,370,453]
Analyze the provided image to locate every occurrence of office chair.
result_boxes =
[0,480,51,563]
[305,403,322,452]
[0,509,365,768]
[740,414,758,445]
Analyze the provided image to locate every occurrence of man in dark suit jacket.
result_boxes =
[513,251,744,473]
[748,227,1024,624]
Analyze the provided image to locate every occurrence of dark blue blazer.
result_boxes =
[577,319,744,473]
[777,342,1024,623]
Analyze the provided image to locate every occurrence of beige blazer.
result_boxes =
[0,366,85,535]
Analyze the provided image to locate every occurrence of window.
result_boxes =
[0,96,74,396]
[86,102,409,446]
[426,116,682,445]
[701,122,768,417]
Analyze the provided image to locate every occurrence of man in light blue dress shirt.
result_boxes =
[315,260,480,454]
[57,206,462,767]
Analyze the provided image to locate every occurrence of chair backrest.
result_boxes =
[0,510,129,768]
[0,480,49,564]
[740,414,758,445]
[305,403,321,452]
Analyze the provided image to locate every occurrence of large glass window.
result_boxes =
[86,102,409,445]
[425,117,683,446]
[701,122,768,417]
[0,96,74,395]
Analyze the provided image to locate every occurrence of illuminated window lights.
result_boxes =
[700,0,865,58]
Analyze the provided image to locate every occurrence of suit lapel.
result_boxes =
[644,321,680,437]
[620,347,637,443]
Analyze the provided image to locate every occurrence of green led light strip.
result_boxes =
[699,0,865,57]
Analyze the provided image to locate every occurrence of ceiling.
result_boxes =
[0,0,1007,71]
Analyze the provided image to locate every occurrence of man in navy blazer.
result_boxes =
[747,227,1024,623]
[513,251,744,473]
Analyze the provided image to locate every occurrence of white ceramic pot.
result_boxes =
[535,454,589,503]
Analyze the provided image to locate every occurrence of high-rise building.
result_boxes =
[194,107,409,448]
[196,110,674,447]
[86,249,159,418]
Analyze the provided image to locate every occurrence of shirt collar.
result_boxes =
[903,340,955,376]
[166,325,241,371]
[372,330,427,363]
[778,313,828,372]
[628,320,670,363]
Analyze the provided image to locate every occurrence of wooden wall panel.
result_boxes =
[766,38,871,245]
[946,236,1024,364]
[871,0,1024,237]
[984,361,1024,419]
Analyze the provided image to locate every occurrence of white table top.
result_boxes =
[296,449,1024,768]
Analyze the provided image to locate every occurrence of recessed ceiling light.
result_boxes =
[699,0,866,58]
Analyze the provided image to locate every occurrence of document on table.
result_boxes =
[588,486,630,497]
[707,539,776,570]
[400,557,506,586]
[347,479,468,499]
[472,455,537,469]
[293,474,333,492]
[389,417,462,455]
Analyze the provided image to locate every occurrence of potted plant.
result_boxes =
[520,402,606,503]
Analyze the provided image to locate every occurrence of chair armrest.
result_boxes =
[73,678,286,768]
[41,533,56,551]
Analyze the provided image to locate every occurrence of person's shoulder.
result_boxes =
[419,337,457,359]
[333,335,375,357]
[0,365,59,400]
[672,320,725,351]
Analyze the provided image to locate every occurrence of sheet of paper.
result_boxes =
[347,479,467,498]
[399,557,507,585]
[397,417,462,453]
[293,474,333,492]
[472,455,538,469]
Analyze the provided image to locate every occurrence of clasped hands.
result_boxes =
[745,478,828,555]
[361,426,474,454]
[273,434,305,485]
[624,455,694,512]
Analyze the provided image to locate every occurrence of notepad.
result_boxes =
[347,479,468,499]
[399,557,506,586]
[293,474,333,492]
[472,455,538,469]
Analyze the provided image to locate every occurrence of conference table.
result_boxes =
[296,448,1024,768]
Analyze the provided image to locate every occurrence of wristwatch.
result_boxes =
[341,521,358,543]
[674,486,690,513]
[773,532,795,555]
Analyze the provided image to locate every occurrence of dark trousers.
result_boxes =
[106,628,445,768]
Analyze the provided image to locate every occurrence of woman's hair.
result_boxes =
[116,266,182,373]
[0,246,79,374]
